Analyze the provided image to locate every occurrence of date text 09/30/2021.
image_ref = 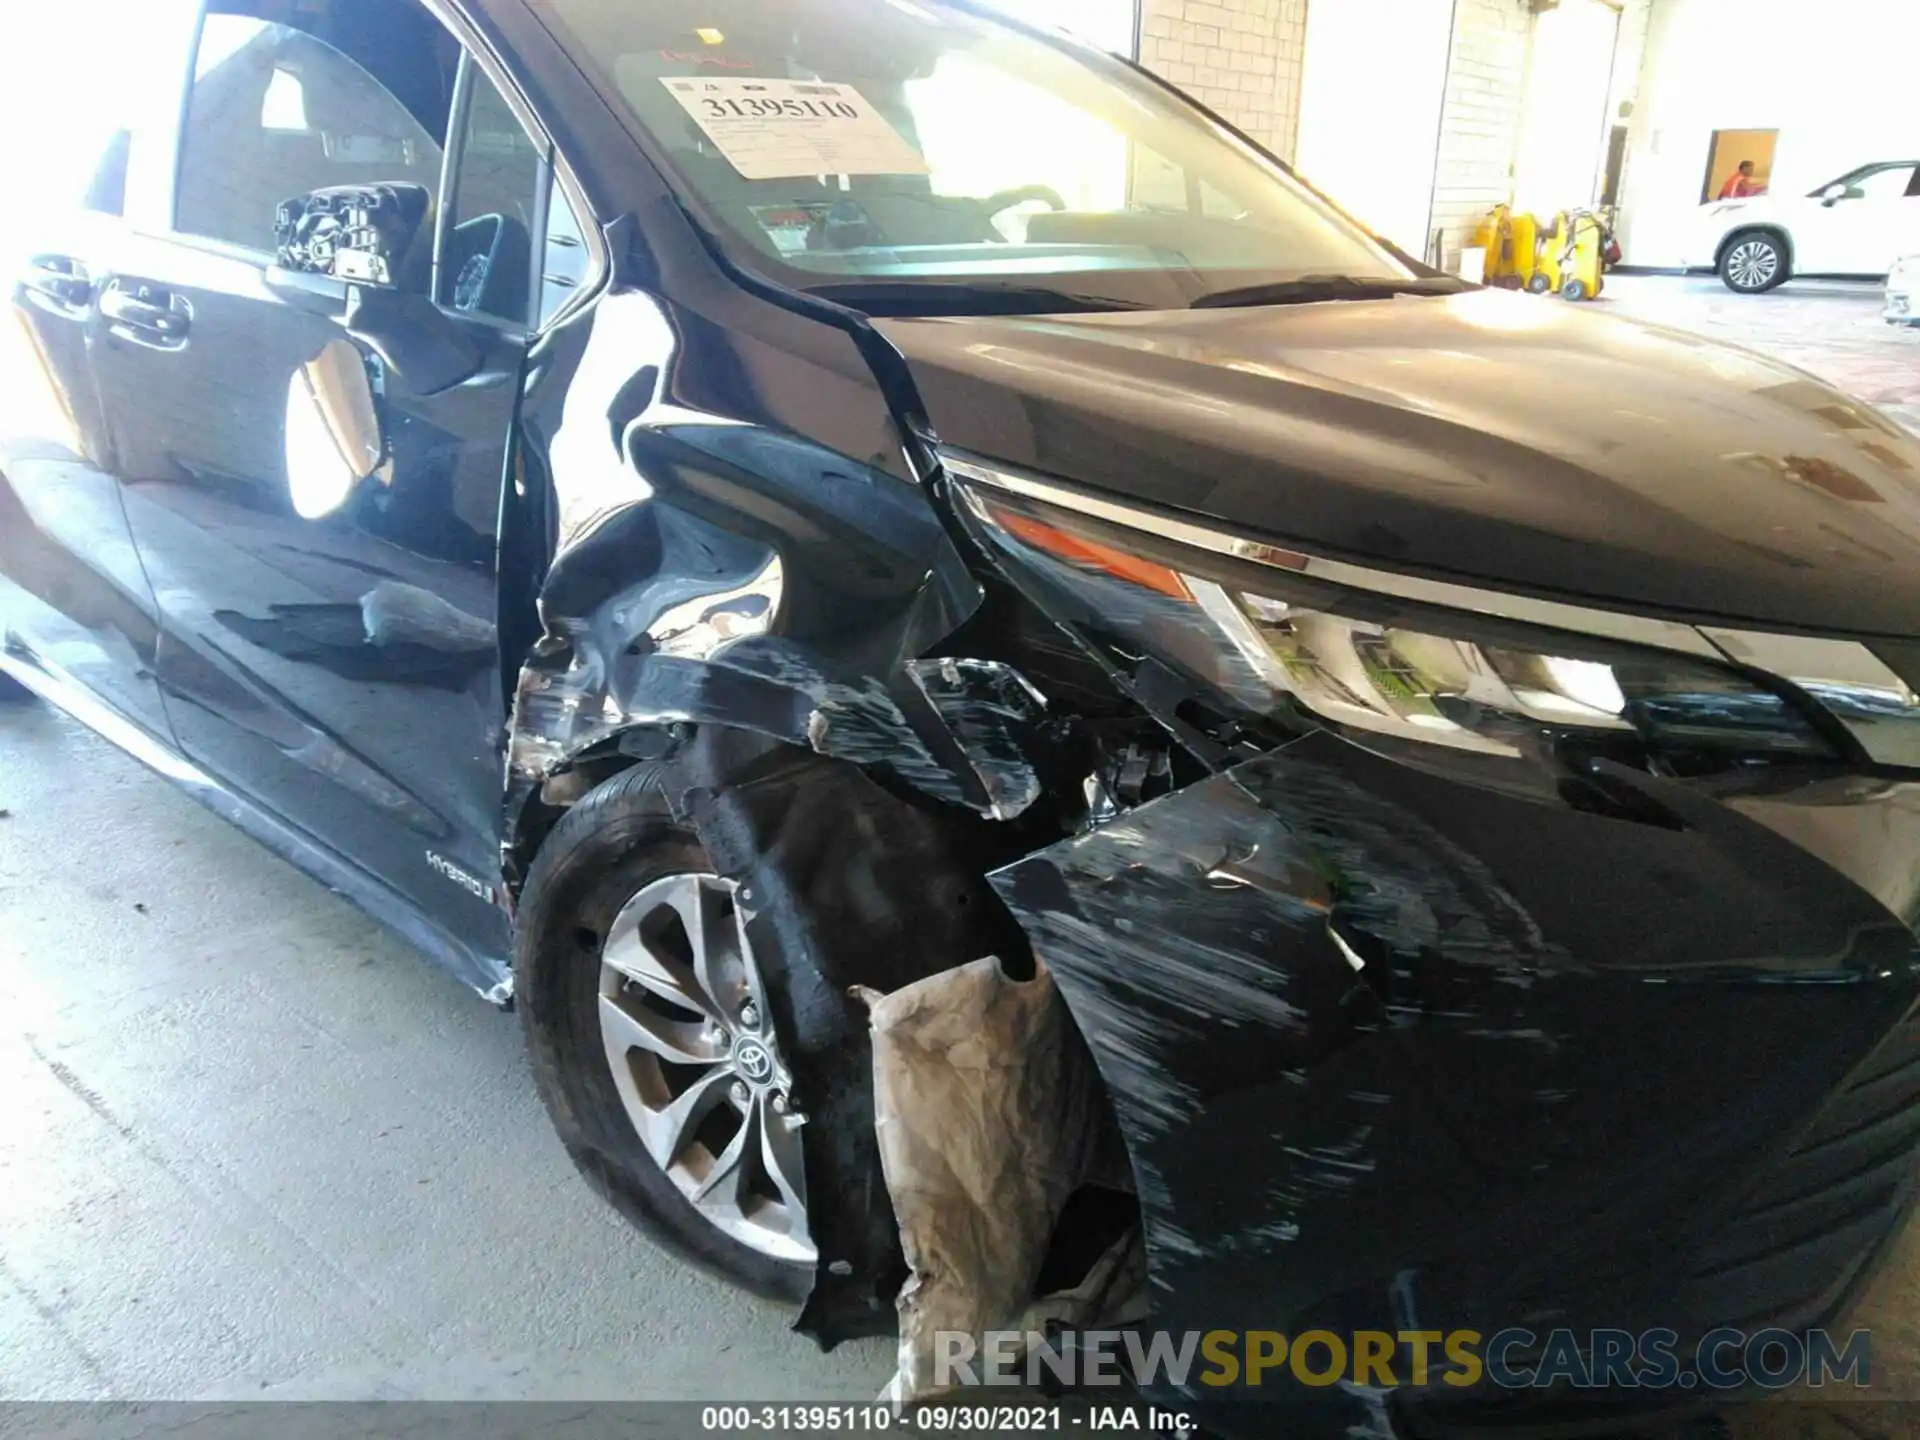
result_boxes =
[701,1406,1191,1434]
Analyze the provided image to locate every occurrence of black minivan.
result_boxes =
[9,0,1920,1433]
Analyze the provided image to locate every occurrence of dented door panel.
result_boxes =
[994,732,1920,1426]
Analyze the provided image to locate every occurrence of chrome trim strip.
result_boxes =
[1705,628,1920,767]
[0,645,206,786]
[943,451,1722,659]
[946,450,1920,769]
[1702,629,1914,695]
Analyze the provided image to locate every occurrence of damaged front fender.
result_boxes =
[504,289,1052,881]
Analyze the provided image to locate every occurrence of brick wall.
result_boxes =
[1427,0,1535,268]
[1136,0,1650,271]
[1137,0,1541,265]
[1137,0,1310,163]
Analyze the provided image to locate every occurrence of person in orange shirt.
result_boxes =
[1718,160,1765,200]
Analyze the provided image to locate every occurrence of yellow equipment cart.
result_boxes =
[1530,209,1609,301]
[1477,205,1542,291]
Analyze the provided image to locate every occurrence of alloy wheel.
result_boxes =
[597,871,814,1264]
[1726,239,1780,291]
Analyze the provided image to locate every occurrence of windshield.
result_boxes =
[536,0,1416,311]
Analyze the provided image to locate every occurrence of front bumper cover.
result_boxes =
[991,730,1920,1436]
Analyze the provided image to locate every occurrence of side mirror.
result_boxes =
[275,181,481,396]
[342,288,482,396]
[1821,182,1854,206]
[275,182,431,288]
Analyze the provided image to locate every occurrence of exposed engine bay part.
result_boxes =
[856,956,1133,1403]
[507,635,1054,865]
[902,657,1049,821]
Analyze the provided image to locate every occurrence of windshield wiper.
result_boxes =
[801,279,1145,316]
[1190,274,1469,309]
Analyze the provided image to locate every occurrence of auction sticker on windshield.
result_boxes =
[661,77,929,180]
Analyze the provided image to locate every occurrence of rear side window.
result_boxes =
[175,13,446,253]
[0,0,195,226]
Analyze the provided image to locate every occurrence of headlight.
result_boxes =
[945,453,1920,774]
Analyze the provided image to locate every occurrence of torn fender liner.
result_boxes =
[673,728,1028,1346]
[857,958,1114,1403]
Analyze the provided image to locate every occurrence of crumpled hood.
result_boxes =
[877,290,1920,637]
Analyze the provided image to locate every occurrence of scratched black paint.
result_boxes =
[8,0,1920,1433]
[995,735,1920,1432]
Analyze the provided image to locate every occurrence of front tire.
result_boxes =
[516,763,812,1301]
[518,743,1037,1326]
[1720,231,1789,293]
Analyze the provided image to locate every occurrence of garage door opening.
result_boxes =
[1513,0,1621,216]
[1293,0,1454,257]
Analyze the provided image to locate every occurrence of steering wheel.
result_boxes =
[449,212,530,318]
[982,184,1068,218]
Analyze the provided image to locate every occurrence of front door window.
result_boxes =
[177,15,446,257]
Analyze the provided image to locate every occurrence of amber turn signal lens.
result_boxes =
[984,501,1193,601]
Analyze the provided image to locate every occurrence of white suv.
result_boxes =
[1691,161,1920,293]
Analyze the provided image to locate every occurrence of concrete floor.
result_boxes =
[1597,273,1920,435]
[0,698,896,1402]
[3,274,1920,1423]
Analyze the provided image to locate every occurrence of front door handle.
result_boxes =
[101,281,192,349]
[21,255,91,309]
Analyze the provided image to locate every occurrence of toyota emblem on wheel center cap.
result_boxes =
[734,1038,775,1085]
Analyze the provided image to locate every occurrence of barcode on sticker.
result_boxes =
[660,75,929,180]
